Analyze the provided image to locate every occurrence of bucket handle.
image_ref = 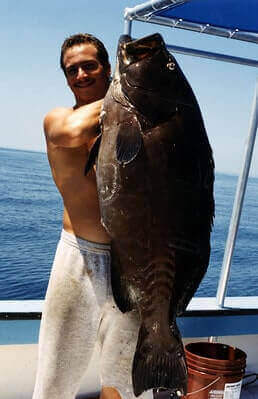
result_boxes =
[186,376,221,396]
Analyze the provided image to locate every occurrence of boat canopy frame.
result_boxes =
[124,0,258,44]
[123,0,258,308]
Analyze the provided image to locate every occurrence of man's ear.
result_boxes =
[105,64,111,79]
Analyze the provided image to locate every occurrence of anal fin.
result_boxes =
[84,134,102,175]
[110,245,134,313]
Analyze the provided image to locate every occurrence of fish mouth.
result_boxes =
[117,33,172,95]
[119,33,165,66]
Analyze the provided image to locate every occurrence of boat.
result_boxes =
[1,1,258,398]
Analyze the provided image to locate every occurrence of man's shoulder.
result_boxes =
[44,107,73,128]
[43,106,74,144]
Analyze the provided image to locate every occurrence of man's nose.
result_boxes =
[77,67,88,79]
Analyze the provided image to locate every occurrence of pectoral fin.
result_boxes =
[116,118,142,164]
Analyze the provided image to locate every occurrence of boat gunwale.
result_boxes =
[1,297,258,320]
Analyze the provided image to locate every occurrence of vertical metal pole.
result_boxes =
[124,14,132,36]
[216,80,258,307]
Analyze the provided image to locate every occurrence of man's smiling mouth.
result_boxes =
[75,80,95,88]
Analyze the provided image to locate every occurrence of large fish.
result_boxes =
[86,33,214,397]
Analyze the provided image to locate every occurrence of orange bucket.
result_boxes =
[183,342,246,399]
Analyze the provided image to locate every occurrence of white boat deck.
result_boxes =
[241,385,258,399]
[153,385,258,399]
[42,388,258,399]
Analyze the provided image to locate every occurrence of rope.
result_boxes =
[186,376,221,396]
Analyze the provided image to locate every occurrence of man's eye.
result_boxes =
[83,63,97,70]
[67,67,77,75]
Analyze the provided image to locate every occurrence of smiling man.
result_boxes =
[32,34,151,399]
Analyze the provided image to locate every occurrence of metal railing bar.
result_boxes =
[124,0,188,20]
[131,14,258,45]
[216,80,258,307]
[124,18,132,35]
[166,44,258,68]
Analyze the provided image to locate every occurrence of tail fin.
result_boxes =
[132,324,187,397]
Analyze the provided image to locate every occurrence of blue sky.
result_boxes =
[1,0,258,176]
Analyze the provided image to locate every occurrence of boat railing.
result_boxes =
[1,298,258,343]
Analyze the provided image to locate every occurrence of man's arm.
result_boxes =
[44,99,103,148]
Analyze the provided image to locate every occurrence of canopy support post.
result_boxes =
[216,80,258,307]
[124,10,132,36]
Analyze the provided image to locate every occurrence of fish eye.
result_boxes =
[167,61,175,70]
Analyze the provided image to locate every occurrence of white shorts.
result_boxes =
[32,229,152,399]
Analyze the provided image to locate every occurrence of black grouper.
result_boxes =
[86,33,214,397]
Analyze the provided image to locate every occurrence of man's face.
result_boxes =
[63,43,111,106]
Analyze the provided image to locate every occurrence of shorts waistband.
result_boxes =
[60,229,111,253]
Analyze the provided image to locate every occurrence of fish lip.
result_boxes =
[122,33,164,58]
[118,34,132,45]
[125,33,163,52]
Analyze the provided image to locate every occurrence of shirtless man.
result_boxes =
[32,34,151,399]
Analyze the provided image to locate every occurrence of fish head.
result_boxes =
[116,33,196,123]
[118,33,169,87]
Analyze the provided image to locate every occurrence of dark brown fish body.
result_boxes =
[92,33,214,397]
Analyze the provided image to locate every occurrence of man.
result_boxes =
[32,34,151,399]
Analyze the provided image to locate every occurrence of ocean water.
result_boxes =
[0,147,257,300]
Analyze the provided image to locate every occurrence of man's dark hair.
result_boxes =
[60,33,110,74]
